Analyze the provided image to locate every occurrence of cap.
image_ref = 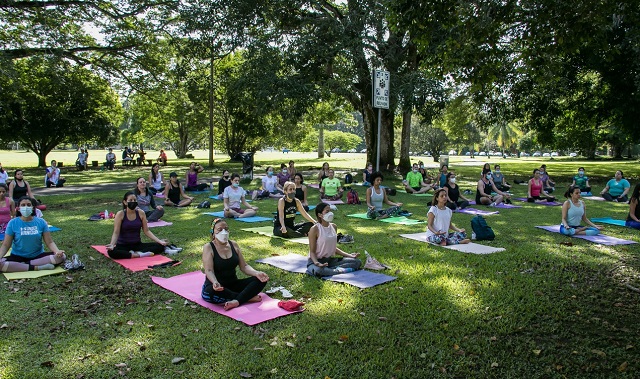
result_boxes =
[169,172,178,177]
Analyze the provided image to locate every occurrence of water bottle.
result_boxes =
[471,232,476,240]
[104,209,109,219]
[210,182,214,190]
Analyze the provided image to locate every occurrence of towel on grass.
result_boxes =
[152,271,303,325]
[399,232,505,254]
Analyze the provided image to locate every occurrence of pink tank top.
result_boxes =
[530,179,543,197]
[0,197,11,227]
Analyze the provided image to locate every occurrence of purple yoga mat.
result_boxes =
[455,207,499,216]
[534,225,637,245]
[515,198,562,206]
[256,253,396,288]
[152,271,303,326]
[466,201,520,209]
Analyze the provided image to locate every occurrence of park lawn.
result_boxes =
[1,158,640,378]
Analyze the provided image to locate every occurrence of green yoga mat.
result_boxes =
[395,190,432,197]
[348,213,426,225]
[591,218,627,227]
[240,225,309,244]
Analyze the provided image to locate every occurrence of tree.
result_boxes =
[432,96,482,157]
[420,125,448,163]
[323,131,362,155]
[488,121,522,154]
[0,57,122,166]
[300,100,356,159]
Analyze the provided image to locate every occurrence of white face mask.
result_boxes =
[323,211,334,222]
[20,206,33,217]
[450,178,456,184]
[215,229,229,243]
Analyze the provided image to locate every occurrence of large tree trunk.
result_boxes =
[37,150,47,168]
[365,107,395,171]
[317,126,325,159]
[398,108,411,170]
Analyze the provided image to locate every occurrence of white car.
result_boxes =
[331,148,341,153]
[465,152,471,156]
[360,149,367,153]
[569,152,577,157]
[448,150,457,155]
[423,151,432,156]
[551,152,559,157]
[347,149,357,153]
[479,151,487,156]
[521,152,530,157]
[542,152,551,157]
[533,151,541,157]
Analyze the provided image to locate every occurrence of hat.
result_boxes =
[169,172,177,177]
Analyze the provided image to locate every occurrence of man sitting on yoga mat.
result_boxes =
[306,202,361,277]
[274,181,316,238]
[626,183,640,229]
[201,218,269,311]
[106,191,181,259]
[0,196,66,273]
[560,186,602,236]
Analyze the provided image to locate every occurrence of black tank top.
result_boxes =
[204,241,239,285]
[168,182,181,203]
[274,198,298,228]
[218,178,231,195]
[295,187,304,202]
[445,183,460,202]
[475,180,492,203]
[628,198,640,221]
[12,181,28,201]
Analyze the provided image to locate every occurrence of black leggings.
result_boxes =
[446,200,469,210]
[602,193,628,202]
[185,183,208,192]
[108,242,165,259]
[273,222,314,238]
[528,195,555,202]
[201,277,266,305]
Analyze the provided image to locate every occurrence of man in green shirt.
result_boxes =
[321,169,344,200]
[403,163,433,194]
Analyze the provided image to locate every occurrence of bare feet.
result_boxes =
[224,300,240,311]
[247,295,262,303]
[460,239,471,244]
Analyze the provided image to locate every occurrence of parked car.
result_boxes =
[331,148,341,153]
[521,152,530,157]
[550,151,559,157]
[542,152,551,157]
[465,152,471,156]
[569,152,577,157]
[533,151,542,157]
[479,151,487,156]
[347,149,357,153]
[448,150,457,156]
[360,148,367,153]
[423,151,432,156]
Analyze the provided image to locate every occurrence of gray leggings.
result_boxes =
[306,257,362,277]
[145,208,164,222]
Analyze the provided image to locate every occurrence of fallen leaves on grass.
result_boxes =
[40,361,55,368]
[618,361,628,372]
[239,372,252,378]
[171,357,186,364]
[591,349,606,358]
[532,349,541,356]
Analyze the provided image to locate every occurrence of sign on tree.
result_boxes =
[373,69,390,109]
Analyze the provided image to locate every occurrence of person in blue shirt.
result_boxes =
[0,196,66,272]
[600,170,631,202]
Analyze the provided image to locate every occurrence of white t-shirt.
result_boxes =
[150,173,164,191]
[262,175,279,193]
[426,205,452,238]
[223,186,246,209]
[0,170,8,184]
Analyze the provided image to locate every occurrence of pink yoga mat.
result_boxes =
[91,245,174,272]
[322,199,345,205]
[152,271,303,325]
[147,220,173,228]
[308,183,320,189]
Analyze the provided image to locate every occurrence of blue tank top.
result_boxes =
[117,210,142,245]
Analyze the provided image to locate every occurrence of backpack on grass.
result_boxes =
[347,189,361,205]
[471,215,495,241]
[344,173,353,185]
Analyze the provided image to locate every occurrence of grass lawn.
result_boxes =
[1,152,639,378]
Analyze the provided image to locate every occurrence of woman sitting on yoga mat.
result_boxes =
[527,169,556,203]
[134,177,164,222]
[223,173,258,218]
[600,170,630,202]
[185,162,208,192]
[0,183,15,234]
[625,183,640,229]
[366,171,403,219]
[443,172,471,211]
[427,189,470,246]
[0,196,65,273]
[293,173,310,211]
[560,186,602,236]
[306,202,361,277]
[201,218,269,311]
[106,191,180,259]
[274,181,316,238]
[163,172,193,207]
[148,163,165,195]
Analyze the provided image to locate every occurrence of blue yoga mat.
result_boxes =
[591,217,627,227]
[202,212,272,223]
[255,254,396,288]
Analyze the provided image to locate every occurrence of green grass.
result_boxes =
[1,154,640,378]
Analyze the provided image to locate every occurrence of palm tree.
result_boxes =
[489,121,522,154]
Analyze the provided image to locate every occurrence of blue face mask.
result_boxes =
[267,171,273,176]
[232,182,240,188]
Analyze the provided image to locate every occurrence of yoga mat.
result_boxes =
[534,225,637,245]
[147,220,173,228]
[208,195,252,202]
[154,193,165,198]
[590,217,627,227]
[3,266,66,280]
[255,254,396,288]
[240,226,309,244]
[493,203,522,209]
[396,190,432,197]
[347,213,425,225]
[583,196,606,201]
[321,199,345,205]
[308,183,320,189]
[201,212,272,223]
[399,232,505,254]
[454,208,499,216]
[91,245,174,271]
[151,271,303,326]
[514,198,562,206]
[581,192,593,197]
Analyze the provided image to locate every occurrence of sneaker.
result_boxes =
[338,234,354,244]
[397,210,412,217]
[168,244,183,252]
[265,286,284,294]
[463,189,472,195]
[364,252,388,270]
[280,289,293,298]
[489,202,496,207]
[164,247,180,256]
